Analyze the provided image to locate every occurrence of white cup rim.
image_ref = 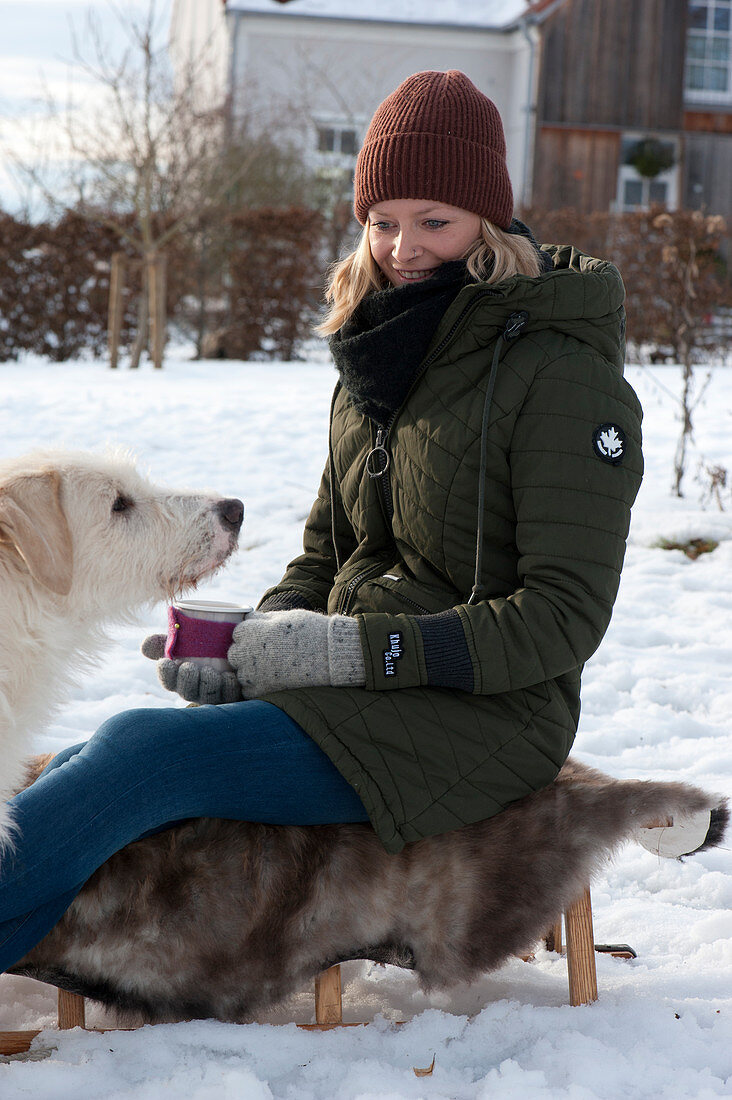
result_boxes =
[174,600,253,613]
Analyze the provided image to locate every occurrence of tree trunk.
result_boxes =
[128,263,150,369]
[108,252,126,369]
[148,253,167,370]
[672,353,693,498]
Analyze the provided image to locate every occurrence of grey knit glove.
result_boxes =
[140,633,244,705]
[228,608,366,698]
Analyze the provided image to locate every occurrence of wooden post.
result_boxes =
[108,252,126,369]
[564,887,598,1006]
[148,252,167,370]
[314,965,342,1025]
[57,989,85,1030]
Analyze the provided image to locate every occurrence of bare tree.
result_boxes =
[6,0,311,367]
[650,211,728,497]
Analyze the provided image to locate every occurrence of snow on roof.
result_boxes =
[225,1,530,30]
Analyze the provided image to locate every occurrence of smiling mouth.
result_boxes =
[395,268,437,282]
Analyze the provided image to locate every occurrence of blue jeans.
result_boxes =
[0,701,369,971]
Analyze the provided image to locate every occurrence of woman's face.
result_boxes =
[367,199,482,287]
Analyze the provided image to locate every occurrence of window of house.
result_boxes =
[685,0,732,102]
[315,123,359,158]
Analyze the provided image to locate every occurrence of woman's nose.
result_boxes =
[392,232,420,261]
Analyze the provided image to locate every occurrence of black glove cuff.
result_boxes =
[257,590,315,613]
[416,609,474,692]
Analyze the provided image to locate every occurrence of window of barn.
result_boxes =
[617,136,679,212]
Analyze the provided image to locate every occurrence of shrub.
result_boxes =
[0,211,141,361]
[200,205,324,361]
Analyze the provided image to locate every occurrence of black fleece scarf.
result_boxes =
[328,260,471,427]
[328,218,550,427]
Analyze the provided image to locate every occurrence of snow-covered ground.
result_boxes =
[0,349,730,1099]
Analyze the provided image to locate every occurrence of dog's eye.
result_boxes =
[112,494,133,514]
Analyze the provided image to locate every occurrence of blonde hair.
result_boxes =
[316,218,543,336]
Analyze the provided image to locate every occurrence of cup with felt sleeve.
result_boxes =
[141,599,253,705]
[165,599,253,670]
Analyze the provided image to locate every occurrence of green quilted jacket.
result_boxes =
[260,246,643,853]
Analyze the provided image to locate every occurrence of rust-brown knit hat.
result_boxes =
[353,70,513,228]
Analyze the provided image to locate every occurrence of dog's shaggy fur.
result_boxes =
[0,449,243,850]
[10,755,728,1023]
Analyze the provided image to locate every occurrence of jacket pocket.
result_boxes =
[350,572,461,616]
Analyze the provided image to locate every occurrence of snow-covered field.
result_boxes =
[0,349,730,1099]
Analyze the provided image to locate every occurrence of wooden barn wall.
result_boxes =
[538,0,687,130]
[683,133,732,220]
[532,128,620,213]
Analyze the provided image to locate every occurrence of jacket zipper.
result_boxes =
[366,425,394,523]
[364,288,500,527]
[338,289,503,616]
[336,558,391,615]
[395,593,431,614]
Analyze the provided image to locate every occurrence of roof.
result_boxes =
[224,1,530,30]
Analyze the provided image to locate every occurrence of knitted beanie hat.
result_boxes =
[353,70,513,228]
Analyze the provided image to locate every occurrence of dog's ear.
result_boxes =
[0,471,74,595]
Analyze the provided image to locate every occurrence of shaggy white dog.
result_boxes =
[0,449,243,851]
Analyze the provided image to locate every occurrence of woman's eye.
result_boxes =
[425,219,448,230]
[369,222,392,232]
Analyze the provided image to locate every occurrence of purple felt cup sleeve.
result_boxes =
[165,606,242,661]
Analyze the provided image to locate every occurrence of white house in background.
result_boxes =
[169,0,539,208]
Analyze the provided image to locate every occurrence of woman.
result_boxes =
[0,70,642,969]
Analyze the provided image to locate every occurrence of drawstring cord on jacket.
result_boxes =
[328,381,344,573]
[467,310,529,605]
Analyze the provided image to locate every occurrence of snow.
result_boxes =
[0,347,730,1097]
[226,0,529,30]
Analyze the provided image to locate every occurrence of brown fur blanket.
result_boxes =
[8,755,728,1024]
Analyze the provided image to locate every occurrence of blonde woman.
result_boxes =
[163,70,644,852]
[0,72,644,974]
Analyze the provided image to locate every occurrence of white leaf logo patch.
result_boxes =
[592,423,626,465]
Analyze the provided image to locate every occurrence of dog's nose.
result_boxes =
[215,498,244,533]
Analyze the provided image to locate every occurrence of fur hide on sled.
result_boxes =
[8,756,728,1024]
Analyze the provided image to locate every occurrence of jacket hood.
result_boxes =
[433,245,627,374]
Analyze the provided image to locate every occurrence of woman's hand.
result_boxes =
[140,633,243,705]
[228,609,365,698]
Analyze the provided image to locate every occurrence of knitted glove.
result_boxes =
[228,608,366,698]
[140,633,243,705]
